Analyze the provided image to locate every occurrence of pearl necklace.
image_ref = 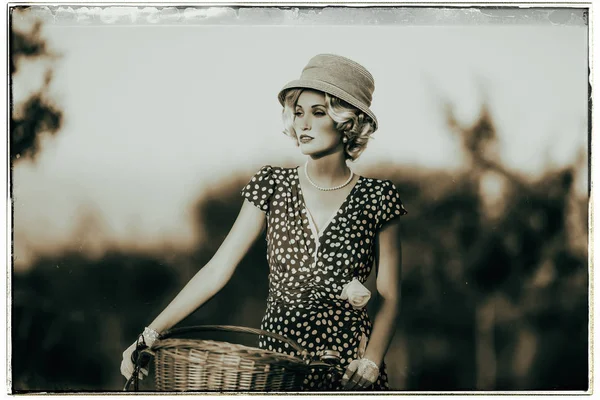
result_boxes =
[304,161,354,191]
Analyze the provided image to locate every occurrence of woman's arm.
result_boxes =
[342,217,402,389]
[121,199,267,380]
[147,199,267,333]
[363,218,402,366]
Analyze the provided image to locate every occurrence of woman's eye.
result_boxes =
[313,111,325,117]
[294,111,303,117]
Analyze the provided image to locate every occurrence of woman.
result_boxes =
[120,53,407,390]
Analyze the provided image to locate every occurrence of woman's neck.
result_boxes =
[306,154,350,187]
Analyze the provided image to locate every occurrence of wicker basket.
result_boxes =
[124,325,341,392]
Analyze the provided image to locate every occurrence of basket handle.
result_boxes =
[157,325,310,361]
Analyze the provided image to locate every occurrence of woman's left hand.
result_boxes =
[341,358,379,389]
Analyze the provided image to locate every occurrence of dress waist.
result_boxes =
[266,286,364,315]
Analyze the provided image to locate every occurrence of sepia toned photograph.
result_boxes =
[8,2,590,394]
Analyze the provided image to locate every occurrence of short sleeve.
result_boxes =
[378,180,407,228]
[241,165,276,213]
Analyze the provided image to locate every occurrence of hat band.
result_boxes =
[301,65,373,106]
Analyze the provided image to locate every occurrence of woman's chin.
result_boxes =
[299,144,316,155]
[299,145,343,158]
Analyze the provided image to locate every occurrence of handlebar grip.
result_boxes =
[131,346,152,368]
[130,348,142,364]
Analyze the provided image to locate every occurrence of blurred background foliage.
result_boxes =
[10,11,588,392]
[10,14,62,164]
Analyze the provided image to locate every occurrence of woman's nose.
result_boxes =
[300,116,311,130]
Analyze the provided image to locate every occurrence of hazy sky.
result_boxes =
[12,7,588,269]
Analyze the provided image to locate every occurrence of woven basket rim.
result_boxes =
[152,338,310,368]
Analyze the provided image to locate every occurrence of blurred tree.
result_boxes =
[10,9,63,163]
[436,102,588,390]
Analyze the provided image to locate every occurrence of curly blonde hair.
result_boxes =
[281,88,377,161]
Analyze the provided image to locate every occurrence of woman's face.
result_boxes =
[293,90,343,158]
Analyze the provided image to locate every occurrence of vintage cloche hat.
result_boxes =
[278,54,378,130]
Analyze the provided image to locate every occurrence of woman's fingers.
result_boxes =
[341,358,379,390]
[121,353,149,381]
[121,341,141,380]
[355,375,371,390]
[348,370,364,389]
[120,362,132,380]
[121,355,136,379]
[341,360,359,389]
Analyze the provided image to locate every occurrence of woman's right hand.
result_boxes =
[120,340,148,381]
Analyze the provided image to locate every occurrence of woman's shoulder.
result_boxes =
[250,164,298,183]
[359,175,407,217]
[359,175,396,190]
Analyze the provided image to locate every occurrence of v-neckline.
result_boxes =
[295,166,363,241]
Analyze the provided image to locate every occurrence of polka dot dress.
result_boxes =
[241,165,407,390]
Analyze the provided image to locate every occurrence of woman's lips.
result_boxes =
[299,135,314,144]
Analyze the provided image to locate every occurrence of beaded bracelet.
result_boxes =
[361,358,379,370]
[141,326,160,347]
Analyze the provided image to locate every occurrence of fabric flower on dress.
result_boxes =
[340,278,371,309]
